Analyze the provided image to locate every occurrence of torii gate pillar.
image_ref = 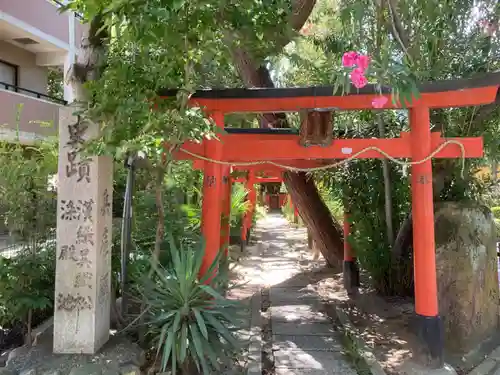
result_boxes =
[220,166,232,255]
[241,172,256,248]
[410,106,443,368]
[200,112,224,277]
[343,211,359,295]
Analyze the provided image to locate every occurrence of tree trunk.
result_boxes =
[392,212,413,261]
[231,49,344,267]
[284,172,343,267]
[228,0,343,267]
[377,115,394,245]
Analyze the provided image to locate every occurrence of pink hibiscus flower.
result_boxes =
[342,51,359,68]
[350,68,368,89]
[356,54,371,72]
[372,96,388,109]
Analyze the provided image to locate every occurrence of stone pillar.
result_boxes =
[435,202,499,355]
[54,106,113,354]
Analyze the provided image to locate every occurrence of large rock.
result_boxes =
[435,202,499,354]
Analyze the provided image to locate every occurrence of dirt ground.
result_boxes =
[301,266,416,375]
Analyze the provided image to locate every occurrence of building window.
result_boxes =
[0,60,18,90]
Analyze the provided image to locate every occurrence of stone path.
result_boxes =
[229,213,358,375]
[469,346,500,374]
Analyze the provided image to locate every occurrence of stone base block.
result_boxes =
[401,361,457,375]
[343,259,360,295]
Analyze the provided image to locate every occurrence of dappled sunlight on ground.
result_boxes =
[227,212,415,374]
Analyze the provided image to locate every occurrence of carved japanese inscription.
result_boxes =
[60,200,80,221]
[100,226,110,257]
[56,292,93,312]
[74,272,93,289]
[76,225,95,246]
[101,189,111,217]
[65,151,91,183]
[98,272,110,306]
[205,175,216,187]
[60,199,94,222]
[66,116,87,149]
[79,199,94,223]
[58,245,92,269]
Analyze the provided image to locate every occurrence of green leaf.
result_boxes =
[161,331,174,371]
[193,308,208,339]
[179,324,188,362]
[189,323,211,374]
[199,284,226,300]
[156,322,170,359]
[204,313,239,348]
[172,311,182,333]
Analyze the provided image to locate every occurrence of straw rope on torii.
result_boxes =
[178,139,468,176]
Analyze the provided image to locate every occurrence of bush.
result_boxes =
[140,236,241,374]
[111,178,200,312]
[281,195,298,224]
[337,158,412,296]
[0,240,56,339]
[491,206,500,219]
[0,140,58,342]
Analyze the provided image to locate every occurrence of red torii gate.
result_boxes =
[234,171,284,245]
[193,160,286,248]
[161,73,500,367]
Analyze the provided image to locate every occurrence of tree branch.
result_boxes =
[290,0,317,32]
[379,0,413,61]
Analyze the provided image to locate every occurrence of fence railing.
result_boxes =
[0,82,67,106]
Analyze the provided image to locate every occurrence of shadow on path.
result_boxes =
[228,213,359,375]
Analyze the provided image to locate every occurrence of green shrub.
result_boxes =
[495,219,500,238]
[338,159,412,296]
[281,195,298,224]
[0,139,58,341]
[111,182,200,306]
[140,236,241,374]
[0,240,56,336]
[491,206,500,219]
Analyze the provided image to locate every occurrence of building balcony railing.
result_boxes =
[0,81,66,106]
[0,83,62,142]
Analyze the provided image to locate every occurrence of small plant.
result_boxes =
[491,206,500,219]
[229,184,250,229]
[0,240,56,344]
[282,196,296,223]
[141,235,241,374]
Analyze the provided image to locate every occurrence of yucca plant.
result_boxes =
[229,184,250,228]
[142,235,242,374]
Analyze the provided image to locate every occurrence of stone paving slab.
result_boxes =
[273,321,338,336]
[270,305,330,323]
[274,349,357,373]
[275,368,356,375]
[270,287,322,303]
[272,335,344,352]
[249,214,356,375]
